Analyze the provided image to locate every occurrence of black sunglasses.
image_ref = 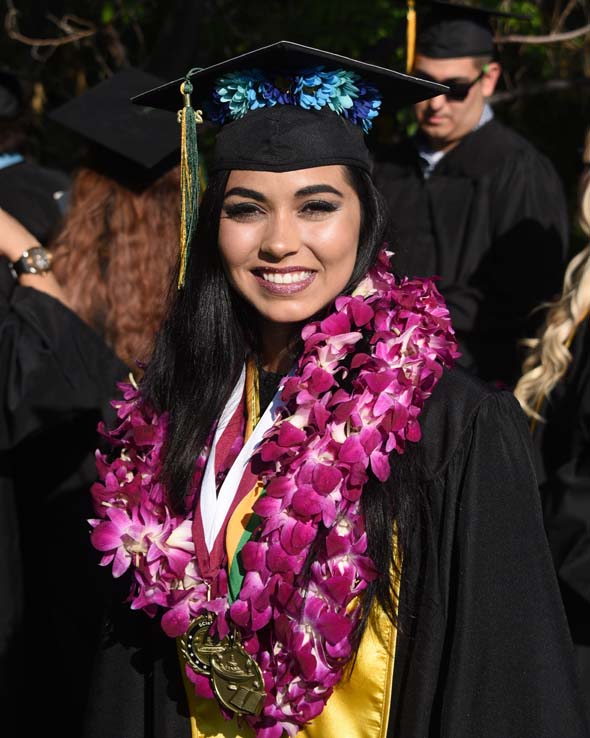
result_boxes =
[415,65,488,102]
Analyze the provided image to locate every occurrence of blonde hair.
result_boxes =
[514,129,590,419]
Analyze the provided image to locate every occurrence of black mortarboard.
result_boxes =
[131,40,447,285]
[133,40,446,117]
[48,67,180,190]
[416,1,530,59]
[133,40,446,173]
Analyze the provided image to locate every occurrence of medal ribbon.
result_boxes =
[195,358,287,601]
[226,359,267,603]
[200,362,286,553]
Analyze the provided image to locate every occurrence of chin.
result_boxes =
[263,309,315,326]
[258,299,326,327]
[422,124,452,141]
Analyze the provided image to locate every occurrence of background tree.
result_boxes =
[1,0,588,248]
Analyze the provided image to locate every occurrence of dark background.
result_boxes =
[2,0,589,250]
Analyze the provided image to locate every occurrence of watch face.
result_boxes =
[9,246,53,278]
[25,247,52,273]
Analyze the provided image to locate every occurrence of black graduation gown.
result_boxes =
[531,317,590,722]
[0,270,127,736]
[0,159,70,245]
[81,367,589,738]
[372,120,569,387]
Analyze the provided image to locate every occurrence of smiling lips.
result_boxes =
[253,267,316,295]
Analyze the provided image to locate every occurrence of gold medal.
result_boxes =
[179,613,229,675]
[210,633,266,716]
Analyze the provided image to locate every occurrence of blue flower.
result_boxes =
[215,70,267,120]
[207,66,382,132]
[321,70,359,114]
[343,83,382,132]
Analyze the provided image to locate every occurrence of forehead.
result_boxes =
[225,165,352,192]
[414,54,480,79]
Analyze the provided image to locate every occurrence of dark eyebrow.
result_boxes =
[223,187,267,203]
[295,184,344,197]
[223,183,344,201]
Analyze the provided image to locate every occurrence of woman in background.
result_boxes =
[515,127,590,725]
[0,68,179,737]
[50,159,179,369]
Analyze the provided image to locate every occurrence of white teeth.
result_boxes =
[260,271,312,284]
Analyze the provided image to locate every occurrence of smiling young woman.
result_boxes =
[83,42,589,738]
[219,166,361,371]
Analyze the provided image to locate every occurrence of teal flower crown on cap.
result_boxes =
[206,66,382,133]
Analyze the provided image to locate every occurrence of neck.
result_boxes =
[259,321,300,373]
[429,136,461,154]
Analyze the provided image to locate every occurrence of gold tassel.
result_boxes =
[30,82,46,114]
[177,77,203,289]
[406,0,416,73]
[178,99,190,289]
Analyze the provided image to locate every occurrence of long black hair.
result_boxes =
[141,164,416,634]
[143,165,389,508]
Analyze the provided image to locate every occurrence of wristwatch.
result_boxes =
[8,245,53,278]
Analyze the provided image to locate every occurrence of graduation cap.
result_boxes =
[131,40,447,285]
[48,67,180,191]
[415,1,531,59]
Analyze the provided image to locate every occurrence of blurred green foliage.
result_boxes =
[1,0,589,245]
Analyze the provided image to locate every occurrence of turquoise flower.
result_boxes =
[207,66,382,131]
[216,69,266,120]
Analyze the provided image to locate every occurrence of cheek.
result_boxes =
[308,211,360,276]
[217,220,258,274]
[414,101,427,118]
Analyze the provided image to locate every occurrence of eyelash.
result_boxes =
[223,200,340,221]
[223,203,261,220]
[302,200,339,214]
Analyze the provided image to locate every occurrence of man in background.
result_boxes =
[373,1,569,387]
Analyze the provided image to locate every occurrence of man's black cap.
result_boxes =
[416,1,530,59]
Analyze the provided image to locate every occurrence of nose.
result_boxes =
[428,93,446,111]
[259,210,301,261]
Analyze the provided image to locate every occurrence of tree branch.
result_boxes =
[4,7,96,48]
[496,23,590,44]
[555,0,581,33]
[491,76,590,103]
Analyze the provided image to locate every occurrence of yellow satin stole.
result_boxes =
[178,360,399,738]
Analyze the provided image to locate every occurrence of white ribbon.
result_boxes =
[200,365,287,552]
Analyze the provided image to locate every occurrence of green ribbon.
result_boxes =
[227,507,264,604]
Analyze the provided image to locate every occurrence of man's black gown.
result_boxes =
[81,367,589,738]
[532,316,590,724]
[0,264,127,736]
[373,119,569,387]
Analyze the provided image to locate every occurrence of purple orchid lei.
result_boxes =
[89,250,458,738]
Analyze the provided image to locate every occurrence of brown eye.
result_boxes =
[300,200,339,217]
[223,203,264,220]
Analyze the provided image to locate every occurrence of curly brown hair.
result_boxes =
[50,165,180,369]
